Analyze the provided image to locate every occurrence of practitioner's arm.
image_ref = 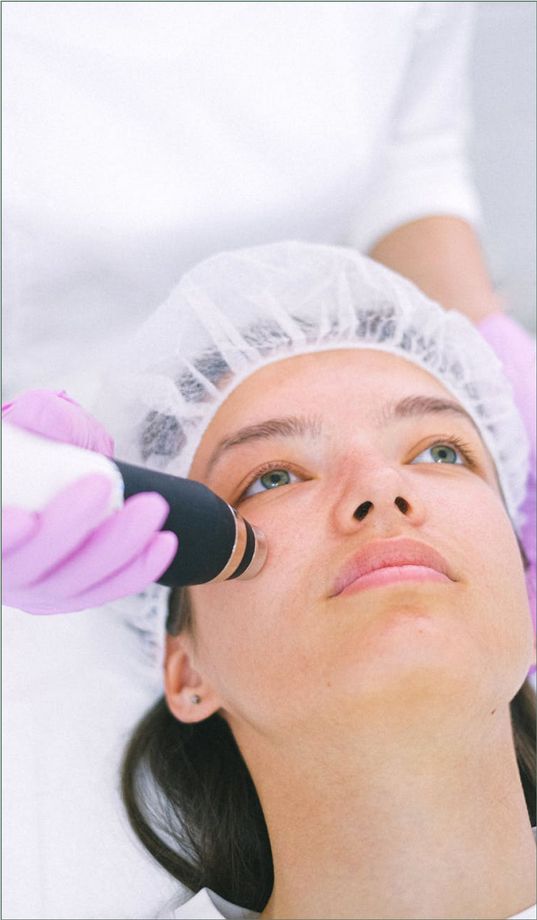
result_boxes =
[369,215,502,325]
[349,3,485,313]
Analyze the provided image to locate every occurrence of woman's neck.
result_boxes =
[238,705,536,920]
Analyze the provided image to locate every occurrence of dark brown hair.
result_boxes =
[121,576,536,915]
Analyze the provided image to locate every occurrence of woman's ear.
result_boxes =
[164,633,223,723]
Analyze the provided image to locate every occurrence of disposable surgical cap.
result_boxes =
[94,241,529,533]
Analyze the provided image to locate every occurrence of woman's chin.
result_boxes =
[330,614,486,711]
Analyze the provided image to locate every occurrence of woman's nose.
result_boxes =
[330,464,427,534]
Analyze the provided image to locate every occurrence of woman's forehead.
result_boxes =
[191,349,466,474]
[212,349,455,427]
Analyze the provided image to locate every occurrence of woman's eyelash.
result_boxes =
[237,459,304,499]
[236,435,480,501]
[435,435,479,469]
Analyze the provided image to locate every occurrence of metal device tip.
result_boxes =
[240,524,268,579]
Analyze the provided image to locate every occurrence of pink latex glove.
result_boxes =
[2,388,116,456]
[2,390,178,614]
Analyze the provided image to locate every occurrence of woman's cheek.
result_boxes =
[192,488,318,631]
[450,479,532,670]
[187,495,316,708]
[462,479,521,569]
[244,484,321,563]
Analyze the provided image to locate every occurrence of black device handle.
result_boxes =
[114,460,238,587]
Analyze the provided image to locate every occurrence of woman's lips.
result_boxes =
[338,564,451,597]
[331,538,454,597]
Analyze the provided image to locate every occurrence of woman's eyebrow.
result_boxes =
[205,394,481,476]
[205,415,322,475]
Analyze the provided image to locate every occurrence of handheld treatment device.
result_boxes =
[3,423,268,587]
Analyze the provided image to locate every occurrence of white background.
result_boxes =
[471,1,536,332]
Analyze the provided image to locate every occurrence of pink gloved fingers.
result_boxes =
[35,492,172,598]
[2,507,40,554]
[19,531,179,614]
[2,389,115,456]
[4,474,115,589]
[68,530,178,608]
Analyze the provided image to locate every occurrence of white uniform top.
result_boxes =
[3,1,479,402]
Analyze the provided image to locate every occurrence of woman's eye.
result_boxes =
[242,467,302,499]
[411,443,466,466]
[238,440,473,501]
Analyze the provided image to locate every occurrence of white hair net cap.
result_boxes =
[95,241,529,536]
[92,239,532,676]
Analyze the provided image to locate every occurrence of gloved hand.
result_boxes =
[2,389,178,614]
[2,388,116,455]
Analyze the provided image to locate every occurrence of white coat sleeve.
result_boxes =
[348,2,481,253]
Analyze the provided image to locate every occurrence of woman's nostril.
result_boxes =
[354,496,409,520]
[354,501,373,521]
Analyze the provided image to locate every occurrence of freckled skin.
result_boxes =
[171,349,532,740]
[165,349,536,920]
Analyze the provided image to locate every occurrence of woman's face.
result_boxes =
[167,349,534,744]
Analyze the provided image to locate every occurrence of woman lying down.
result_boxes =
[3,242,536,919]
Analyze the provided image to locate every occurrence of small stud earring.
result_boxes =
[190,694,201,705]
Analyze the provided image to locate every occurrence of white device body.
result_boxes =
[2,423,124,512]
